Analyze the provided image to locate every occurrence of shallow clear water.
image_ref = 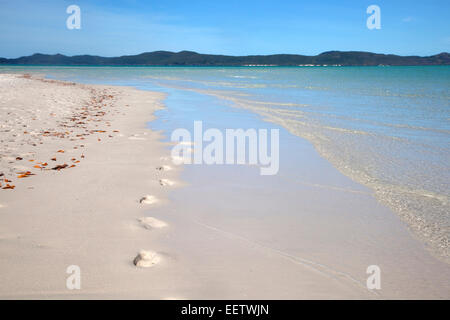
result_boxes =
[1,65,448,259]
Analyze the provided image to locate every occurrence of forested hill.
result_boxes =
[1,51,449,66]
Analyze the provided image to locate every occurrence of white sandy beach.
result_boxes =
[0,74,179,298]
[0,74,448,299]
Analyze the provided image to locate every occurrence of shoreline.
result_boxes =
[147,85,450,299]
[155,80,449,264]
[0,72,449,299]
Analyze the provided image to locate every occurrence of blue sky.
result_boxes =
[0,0,449,58]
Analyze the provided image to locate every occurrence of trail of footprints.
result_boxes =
[0,76,173,270]
[133,163,174,268]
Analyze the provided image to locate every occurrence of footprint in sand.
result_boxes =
[159,179,175,186]
[156,165,172,171]
[138,217,168,229]
[139,195,158,205]
[133,250,161,268]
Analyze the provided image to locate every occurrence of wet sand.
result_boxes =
[147,86,450,299]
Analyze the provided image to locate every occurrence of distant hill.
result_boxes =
[0,51,449,66]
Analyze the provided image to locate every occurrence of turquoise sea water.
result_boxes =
[1,65,449,259]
